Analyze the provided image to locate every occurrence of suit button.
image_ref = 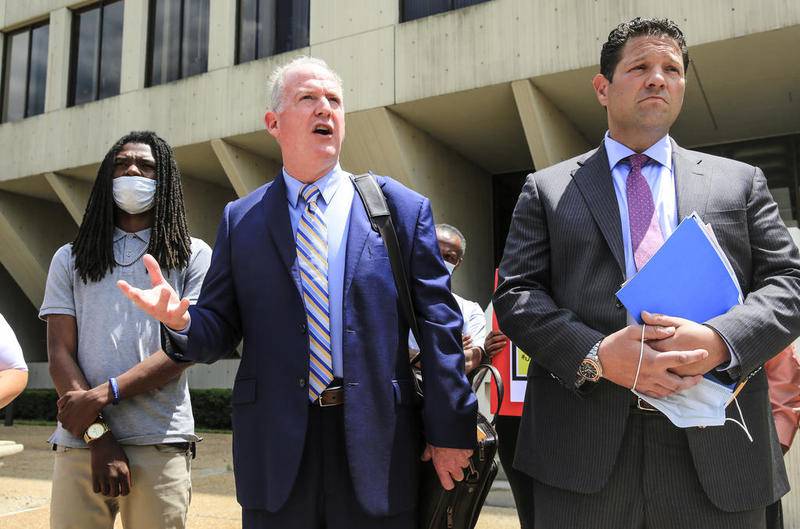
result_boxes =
[300,323,307,334]
[298,378,306,388]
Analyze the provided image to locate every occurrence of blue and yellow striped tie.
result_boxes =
[296,184,333,401]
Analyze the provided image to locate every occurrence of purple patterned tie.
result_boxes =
[626,154,664,271]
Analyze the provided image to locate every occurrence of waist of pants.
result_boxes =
[629,395,666,416]
[53,441,196,457]
[313,385,345,407]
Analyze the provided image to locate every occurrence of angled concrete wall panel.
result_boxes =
[0,191,75,307]
[44,172,92,225]
[512,79,591,169]
[342,107,493,304]
[210,138,278,197]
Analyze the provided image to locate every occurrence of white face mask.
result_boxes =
[634,378,752,442]
[113,176,156,214]
[444,261,457,275]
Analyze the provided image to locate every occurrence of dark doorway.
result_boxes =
[492,170,530,268]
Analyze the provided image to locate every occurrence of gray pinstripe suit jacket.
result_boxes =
[493,140,800,512]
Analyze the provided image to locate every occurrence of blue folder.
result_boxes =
[616,214,742,324]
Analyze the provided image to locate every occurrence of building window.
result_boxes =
[1,21,49,123]
[401,0,490,23]
[147,0,209,87]
[237,0,309,64]
[69,1,124,107]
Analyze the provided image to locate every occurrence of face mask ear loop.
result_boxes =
[724,396,753,443]
[631,324,646,392]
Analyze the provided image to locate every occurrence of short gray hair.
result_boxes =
[266,56,344,113]
[436,223,467,256]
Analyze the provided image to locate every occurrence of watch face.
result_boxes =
[87,423,105,439]
[578,360,599,382]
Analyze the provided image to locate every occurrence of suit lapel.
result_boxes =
[672,142,710,220]
[571,144,626,275]
[343,176,373,300]
[262,173,296,278]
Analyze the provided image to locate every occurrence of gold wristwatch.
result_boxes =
[577,340,604,386]
[83,420,110,443]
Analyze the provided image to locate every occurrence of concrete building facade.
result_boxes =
[0,0,798,385]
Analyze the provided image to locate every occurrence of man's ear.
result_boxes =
[264,111,279,139]
[592,74,610,108]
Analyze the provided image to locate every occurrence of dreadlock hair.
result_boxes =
[72,131,192,283]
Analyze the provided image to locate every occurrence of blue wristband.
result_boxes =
[108,377,120,405]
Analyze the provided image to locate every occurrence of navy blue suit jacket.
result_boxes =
[179,172,477,516]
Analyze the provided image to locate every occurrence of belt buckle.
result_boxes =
[318,386,343,407]
[636,397,658,412]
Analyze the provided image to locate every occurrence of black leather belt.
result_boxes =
[317,386,344,407]
[632,396,662,414]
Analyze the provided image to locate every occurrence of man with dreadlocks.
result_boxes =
[39,131,211,529]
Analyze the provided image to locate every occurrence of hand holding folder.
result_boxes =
[616,213,753,431]
[616,212,742,325]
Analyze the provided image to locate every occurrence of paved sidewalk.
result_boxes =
[0,424,520,529]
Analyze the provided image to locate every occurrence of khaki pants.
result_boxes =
[50,443,192,529]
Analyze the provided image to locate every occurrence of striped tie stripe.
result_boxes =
[297,184,333,401]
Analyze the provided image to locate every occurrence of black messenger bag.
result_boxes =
[351,173,504,529]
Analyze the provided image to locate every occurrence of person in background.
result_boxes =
[484,327,534,529]
[765,343,800,529]
[0,313,28,409]
[409,223,487,373]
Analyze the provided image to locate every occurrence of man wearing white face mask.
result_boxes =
[409,224,489,373]
[40,131,211,529]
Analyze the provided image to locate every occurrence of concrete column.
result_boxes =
[120,0,149,93]
[0,191,76,308]
[511,79,590,170]
[208,0,236,71]
[210,138,278,197]
[44,7,71,112]
[181,178,238,246]
[341,107,493,305]
[44,172,92,225]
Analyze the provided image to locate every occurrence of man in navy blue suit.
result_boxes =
[118,56,477,528]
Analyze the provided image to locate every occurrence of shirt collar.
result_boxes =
[603,132,672,172]
[283,163,345,208]
[113,227,152,243]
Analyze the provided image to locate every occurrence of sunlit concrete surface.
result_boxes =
[0,424,521,529]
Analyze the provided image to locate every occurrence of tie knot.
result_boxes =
[302,184,321,204]
[628,153,650,172]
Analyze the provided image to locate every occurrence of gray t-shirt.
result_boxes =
[40,228,211,448]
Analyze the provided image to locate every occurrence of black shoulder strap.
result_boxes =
[351,173,422,366]
[351,172,504,418]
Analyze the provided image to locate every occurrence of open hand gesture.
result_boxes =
[117,254,190,331]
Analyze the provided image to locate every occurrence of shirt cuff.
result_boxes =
[162,320,190,362]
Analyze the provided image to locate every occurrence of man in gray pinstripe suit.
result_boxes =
[494,17,800,529]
